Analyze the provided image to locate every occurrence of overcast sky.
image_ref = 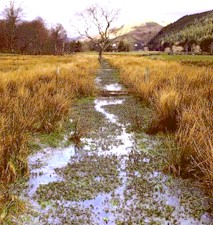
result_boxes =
[0,0,212,36]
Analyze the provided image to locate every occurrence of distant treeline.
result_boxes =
[0,2,130,55]
[148,10,213,53]
[0,2,85,55]
[1,2,212,55]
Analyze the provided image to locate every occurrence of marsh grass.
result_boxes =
[0,54,99,185]
[106,55,213,192]
[69,117,91,148]
[0,190,25,224]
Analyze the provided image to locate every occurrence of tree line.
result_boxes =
[148,10,213,53]
[0,2,84,54]
[0,2,129,56]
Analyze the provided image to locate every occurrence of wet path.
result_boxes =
[11,61,212,224]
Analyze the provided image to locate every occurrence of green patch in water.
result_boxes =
[36,154,121,202]
[38,131,66,148]
[77,96,96,105]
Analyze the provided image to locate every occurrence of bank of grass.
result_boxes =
[0,54,99,184]
[106,54,213,195]
[0,54,99,222]
[149,53,213,61]
[148,54,213,67]
[0,187,25,224]
[106,51,213,67]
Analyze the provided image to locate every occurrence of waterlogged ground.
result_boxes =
[8,61,212,224]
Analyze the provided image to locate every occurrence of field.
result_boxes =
[106,53,213,194]
[0,52,213,223]
[0,54,99,184]
[148,54,213,67]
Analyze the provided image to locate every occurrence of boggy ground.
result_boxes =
[8,60,212,225]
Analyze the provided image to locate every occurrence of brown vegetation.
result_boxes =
[0,54,99,184]
[0,2,69,55]
[76,4,120,61]
[106,55,213,194]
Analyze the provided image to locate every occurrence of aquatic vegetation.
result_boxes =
[1,57,212,224]
[0,54,99,184]
[0,54,99,222]
[106,55,213,194]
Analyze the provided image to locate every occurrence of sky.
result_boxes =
[0,0,212,37]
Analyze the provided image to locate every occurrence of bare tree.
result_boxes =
[77,4,120,62]
[0,20,7,52]
[51,24,67,55]
[17,18,49,54]
[2,1,23,53]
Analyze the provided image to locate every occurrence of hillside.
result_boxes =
[114,22,163,50]
[148,10,213,52]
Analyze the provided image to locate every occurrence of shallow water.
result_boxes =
[28,146,76,196]
[94,98,123,124]
[11,61,212,225]
[104,83,123,91]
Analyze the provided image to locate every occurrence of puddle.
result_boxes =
[94,98,123,124]
[28,146,75,196]
[10,61,212,225]
[95,77,101,85]
[104,83,123,91]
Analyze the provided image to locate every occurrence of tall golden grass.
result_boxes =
[0,54,99,184]
[106,55,213,193]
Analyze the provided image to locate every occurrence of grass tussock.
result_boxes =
[0,54,99,184]
[0,185,25,224]
[106,55,213,192]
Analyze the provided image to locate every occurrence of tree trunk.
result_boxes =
[62,42,65,55]
[54,43,58,55]
[98,49,103,63]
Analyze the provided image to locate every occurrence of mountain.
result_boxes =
[113,22,163,50]
[148,10,213,52]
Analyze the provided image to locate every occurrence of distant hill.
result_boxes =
[114,22,163,50]
[148,10,213,52]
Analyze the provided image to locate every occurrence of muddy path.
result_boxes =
[9,60,212,224]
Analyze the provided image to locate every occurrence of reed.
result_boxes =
[106,55,213,191]
[0,54,99,184]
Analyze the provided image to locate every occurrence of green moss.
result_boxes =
[77,96,96,105]
[27,140,41,153]
[38,131,66,148]
[40,200,52,209]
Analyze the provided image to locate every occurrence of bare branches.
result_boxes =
[51,24,67,55]
[2,1,23,23]
[2,1,23,52]
[76,4,120,61]
[0,2,70,55]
